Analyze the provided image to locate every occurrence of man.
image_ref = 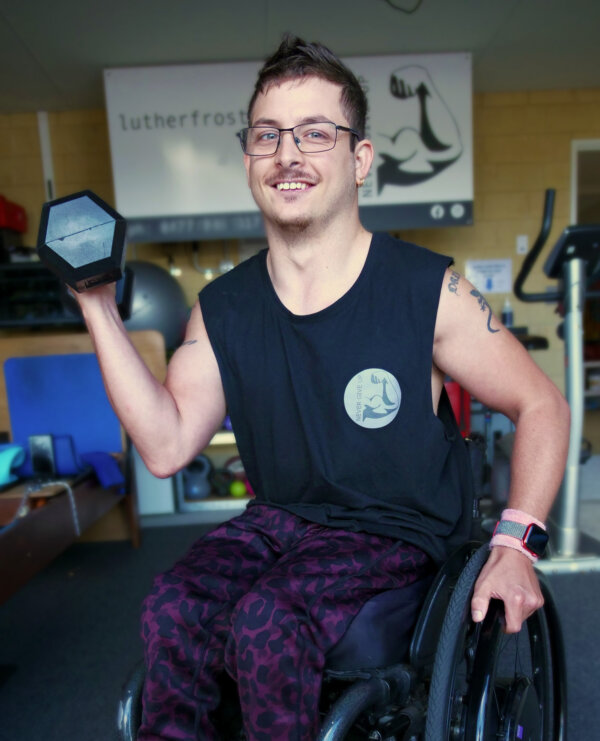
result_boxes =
[75,35,569,741]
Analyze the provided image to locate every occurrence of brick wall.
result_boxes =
[0,113,46,237]
[49,110,114,205]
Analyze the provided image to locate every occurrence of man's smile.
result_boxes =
[264,169,317,194]
[275,181,311,191]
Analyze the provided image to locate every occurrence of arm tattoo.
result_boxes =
[470,290,500,333]
[181,339,198,347]
[448,270,461,295]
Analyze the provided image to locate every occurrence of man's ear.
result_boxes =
[354,138,374,184]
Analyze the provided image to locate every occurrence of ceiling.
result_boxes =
[0,0,599,115]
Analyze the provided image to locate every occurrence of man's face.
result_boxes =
[243,76,364,235]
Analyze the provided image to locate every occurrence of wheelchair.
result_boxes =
[117,535,566,740]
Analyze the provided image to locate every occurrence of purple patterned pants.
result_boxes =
[138,503,431,741]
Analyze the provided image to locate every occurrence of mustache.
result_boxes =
[265,170,317,186]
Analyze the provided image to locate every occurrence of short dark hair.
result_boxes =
[248,34,368,140]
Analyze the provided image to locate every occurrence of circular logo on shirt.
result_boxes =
[343,369,401,429]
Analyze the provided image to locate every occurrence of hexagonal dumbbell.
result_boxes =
[37,190,132,318]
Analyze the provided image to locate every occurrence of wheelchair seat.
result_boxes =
[324,574,433,674]
[317,543,566,741]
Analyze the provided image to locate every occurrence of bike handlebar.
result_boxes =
[513,188,563,303]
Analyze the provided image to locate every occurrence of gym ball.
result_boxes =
[124,260,189,350]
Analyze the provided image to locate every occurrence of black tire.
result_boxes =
[116,664,246,741]
[425,544,564,740]
[117,659,145,741]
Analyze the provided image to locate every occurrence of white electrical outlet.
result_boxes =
[516,235,529,254]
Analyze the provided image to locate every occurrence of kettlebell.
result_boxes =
[182,455,213,500]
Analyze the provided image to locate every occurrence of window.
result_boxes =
[571,140,600,362]
[571,140,600,223]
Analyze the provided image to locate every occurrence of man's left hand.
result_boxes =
[471,545,543,633]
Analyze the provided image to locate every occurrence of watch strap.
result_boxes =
[489,509,547,562]
[494,520,528,539]
[501,508,545,529]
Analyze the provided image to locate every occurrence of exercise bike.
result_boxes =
[514,188,600,571]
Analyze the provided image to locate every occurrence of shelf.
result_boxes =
[177,494,251,511]
[141,495,250,528]
[135,430,239,521]
[210,431,236,446]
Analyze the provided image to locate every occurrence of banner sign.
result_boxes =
[104,52,472,242]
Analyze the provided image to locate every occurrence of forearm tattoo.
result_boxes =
[470,290,500,333]
[181,340,198,347]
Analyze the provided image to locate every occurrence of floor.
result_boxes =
[0,460,598,741]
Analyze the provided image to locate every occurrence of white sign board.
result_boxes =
[465,259,513,294]
[104,53,473,241]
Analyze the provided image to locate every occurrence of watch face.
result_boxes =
[524,523,549,557]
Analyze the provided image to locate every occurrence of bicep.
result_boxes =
[164,300,227,450]
[433,270,554,421]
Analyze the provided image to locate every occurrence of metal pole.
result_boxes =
[553,258,585,557]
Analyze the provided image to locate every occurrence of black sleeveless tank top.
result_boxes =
[199,232,473,562]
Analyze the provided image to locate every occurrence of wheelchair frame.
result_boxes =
[117,541,566,741]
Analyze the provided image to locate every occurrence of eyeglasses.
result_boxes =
[237,121,360,156]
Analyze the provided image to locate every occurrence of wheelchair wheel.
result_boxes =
[117,659,145,741]
[425,544,565,741]
[116,663,245,741]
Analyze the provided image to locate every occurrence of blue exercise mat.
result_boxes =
[4,354,123,477]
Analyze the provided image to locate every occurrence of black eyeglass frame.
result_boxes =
[236,122,361,156]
